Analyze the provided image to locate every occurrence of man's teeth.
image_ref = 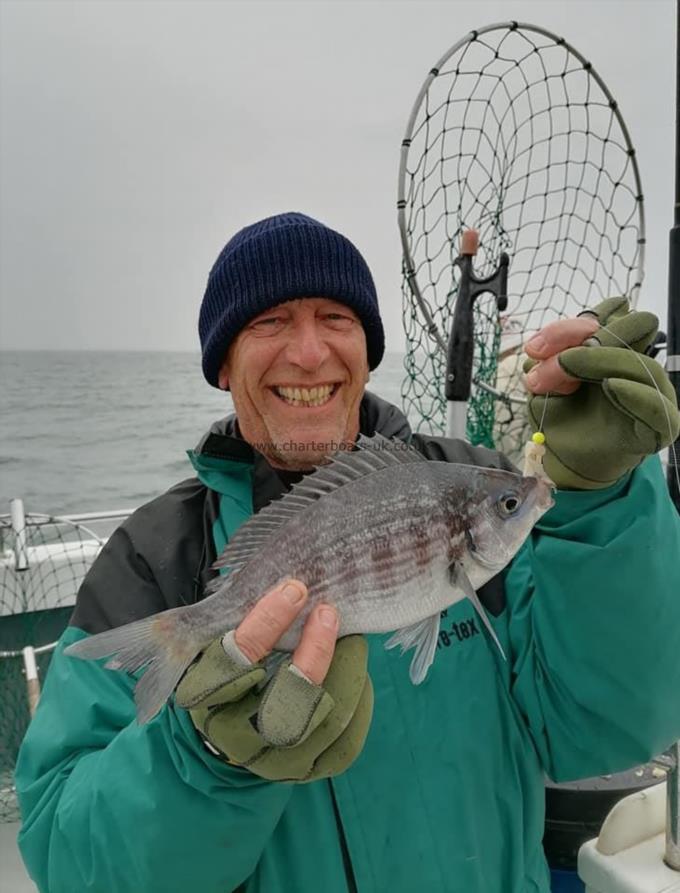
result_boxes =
[275,385,335,407]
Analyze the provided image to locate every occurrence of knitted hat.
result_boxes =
[199,212,385,387]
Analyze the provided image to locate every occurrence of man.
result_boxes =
[16,212,680,892]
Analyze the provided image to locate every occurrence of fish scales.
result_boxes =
[220,468,459,631]
[64,434,554,722]
[200,464,508,645]
[314,517,459,599]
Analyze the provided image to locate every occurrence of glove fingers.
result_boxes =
[198,690,265,765]
[302,675,375,782]
[580,296,629,326]
[293,636,370,750]
[249,636,371,779]
[604,379,680,446]
[591,310,658,354]
[187,634,371,781]
[323,635,369,698]
[249,674,374,782]
[257,662,335,747]
[175,635,266,708]
[201,683,333,768]
[559,347,674,399]
[201,687,337,773]
[257,635,368,747]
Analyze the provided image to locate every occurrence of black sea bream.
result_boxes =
[66,435,554,721]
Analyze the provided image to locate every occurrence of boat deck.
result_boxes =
[1,822,36,892]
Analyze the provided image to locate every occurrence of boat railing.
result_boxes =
[0,498,132,822]
[0,499,133,652]
[663,743,680,870]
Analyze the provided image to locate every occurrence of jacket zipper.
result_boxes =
[329,780,358,893]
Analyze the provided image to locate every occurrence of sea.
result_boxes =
[1,350,409,518]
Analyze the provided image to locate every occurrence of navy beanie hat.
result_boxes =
[198,212,385,388]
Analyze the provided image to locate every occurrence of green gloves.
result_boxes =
[175,632,373,782]
[526,297,680,490]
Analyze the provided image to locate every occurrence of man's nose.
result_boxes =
[285,321,331,370]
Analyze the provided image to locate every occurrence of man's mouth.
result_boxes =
[272,384,339,408]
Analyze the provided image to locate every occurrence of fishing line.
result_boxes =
[537,389,550,433]
[526,322,680,493]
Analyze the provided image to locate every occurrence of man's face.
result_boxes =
[219,297,371,469]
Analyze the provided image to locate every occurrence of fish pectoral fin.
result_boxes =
[385,614,440,684]
[449,563,507,662]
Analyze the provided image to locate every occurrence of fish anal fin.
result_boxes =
[385,613,440,684]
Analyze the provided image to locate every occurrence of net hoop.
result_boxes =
[398,21,646,435]
[398,19,646,343]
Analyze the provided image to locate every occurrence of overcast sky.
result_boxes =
[0,0,675,353]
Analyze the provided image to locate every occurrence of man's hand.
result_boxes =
[524,315,600,394]
[175,580,373,782]
[233,581,339,685]
[522,297,679,490]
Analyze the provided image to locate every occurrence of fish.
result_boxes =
[65,434,554,722]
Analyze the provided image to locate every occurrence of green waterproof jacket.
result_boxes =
[15,393,680,893]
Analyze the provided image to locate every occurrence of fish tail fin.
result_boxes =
[65,606,203,723]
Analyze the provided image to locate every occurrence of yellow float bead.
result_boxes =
[532,431,546,445]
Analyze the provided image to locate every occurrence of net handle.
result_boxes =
[23,647,41,716]
[445,230,509,403]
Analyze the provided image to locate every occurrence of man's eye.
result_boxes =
[323,313,354,330]
[251,316,284,332]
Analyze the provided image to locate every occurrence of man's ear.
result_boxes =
[218,365,229,390]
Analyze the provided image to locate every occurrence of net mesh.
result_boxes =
[0,513,104,822]
[399,23,644,462]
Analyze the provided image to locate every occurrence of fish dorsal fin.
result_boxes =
[211,435,424,576]
[356,433,427,466]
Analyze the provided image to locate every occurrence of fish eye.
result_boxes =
[498,492,522,517]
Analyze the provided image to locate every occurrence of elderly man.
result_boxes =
[16,213,680,893]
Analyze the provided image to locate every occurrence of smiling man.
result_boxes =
[16,212,680,893]
[216,297,370,469]
[199,214,383,470]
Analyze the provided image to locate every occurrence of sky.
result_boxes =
[0,0,676,353]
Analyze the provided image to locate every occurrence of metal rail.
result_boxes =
[666,743,680,870]
[0,499,129,715]
[0,508,134,526]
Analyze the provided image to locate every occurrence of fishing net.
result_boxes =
[0,507,104,822]
[398,21,645,462]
